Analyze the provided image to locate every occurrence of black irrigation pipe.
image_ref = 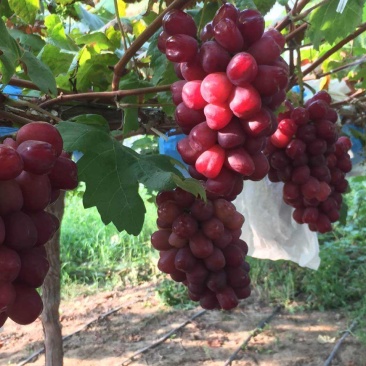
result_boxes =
[323,319,359,366]
[120,309,207,366]
[224,305,282,366]
[16,291,152,366]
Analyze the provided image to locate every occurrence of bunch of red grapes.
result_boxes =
[152,188,250,310]
[159,3,289,201]
[265,91,352,233]
[0,122,78,327]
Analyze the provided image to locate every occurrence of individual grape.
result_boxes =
[309,154,326,167]
[3,137,17,148]
[286,139,306,159]
[204,248,226,271]
[244,136,265,154]
[291,165,310,184]
[0,145,24,181]
[337,136,352,151]
[213,198,236,222]
[278,119,297,137]
[16,122,63,156]
[201,72,233,104]
[195,145,225,179]
[157,30,169,53]
[157,201,183,225]
[212,229,233,249]
[249,153,270,180]
[232,239,249,256]
[292,154,309,167]
[307,139,327,155]
[315,181,331,201]
[16,171,51,211]
[186,262,209,285]
[270,129,292,148]
[151,230,172,251]
[302,207,319,224]
[241,108,272,138]
[301,177,320,199]
[291,107,309,125]
[337,156,352,173]
[175,102,205,131]
[156,190,175,206]
[6,284,44,325]
[213,18,244,53]
[182,80,207,110]
[173,187,195,208]
[168,232,188,248]
[247,33,282,65]
[188,122,217,152]
[316,213,332,233]
[200,290,220,309]
[165,34,198,63]
[162,10,197,37]
[48,156,78,190]
[180,57,207,81]
[265,89,286,110]
[226,52,258,86]
[292,208,304,224]
[315,119,337,142]
[234,286,251,300]
[177,137,201,165]
[28,211,59,246]
[283,182,300,200]
[207,270,227,292]
[296,124,317,144]
[334,178,348,193]
[17,246,50,288]
[158,249,178,274]
[205,168,238,196]
[189,231,214,258]
[225,147,255,176]
[4,211,38,251]
[170,80,186,105]
[174,247,197,272]
[222,245,244,267]
[170,270,186,282]
[0,246,21,283]
[252,65,288,96]
[270,151,290,172]
[199,41,231,74]
[172,213,198,239]
[212,3,239,26]
[216,287,238,310]
[327,209,340,223]
[201,217,225,240]
[311,165,331,182]
[0,180,23,216]
[217,118,246,149]
[224,212,245,230]
[0,282,16,312]
[307,100,329,121]
[204,103,233,130]
[228,85,261,119]
[325,108,338,123]
[190,199,214,221]
[17,140,57,175]
[200,22,214,41]
[174,62,184,79]
[226,266,250,287]
[237,9,264,45]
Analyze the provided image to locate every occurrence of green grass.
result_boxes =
[59,184,159,297]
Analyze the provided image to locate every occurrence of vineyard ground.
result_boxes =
[0,282,365,366]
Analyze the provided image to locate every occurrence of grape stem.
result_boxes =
[275,0,311,31]
[7,77,70,94]
[38,84,171,108]
[111,0,193,91]
[0,109,34,125]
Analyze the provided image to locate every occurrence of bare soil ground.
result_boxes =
[0,282,365,366]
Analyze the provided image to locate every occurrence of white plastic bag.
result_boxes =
[234,178,320,270]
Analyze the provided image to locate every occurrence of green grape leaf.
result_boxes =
[57,121,189,234]
[122,95,139,134]
[8,0,39,24]
[0,18,21,84]
[20,51,57,95]
[9,29,45,53]
[75,32,114,50]
[173,176,206,201]
[39,45,74,76]
[254,0,276,15]
[278,0,289,5]
[0,0,14,18]
[235,0,257,9]
[307,0,363,49]
[339,201,349,226]
[44,14,79,51]
[74,4,105,31]
[191,2,219,27]
[69,114,110,130]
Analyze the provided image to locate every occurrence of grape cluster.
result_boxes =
[152,188,250,310]
[0,122,78,327]
[159,4,289,201]
[265,91,352,233]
